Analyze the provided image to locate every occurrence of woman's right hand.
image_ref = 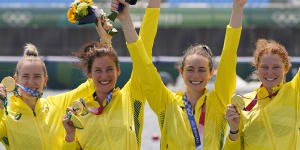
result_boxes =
[225,104,240,140]
[62,107,76,142]
[96,18,112,45]
[0,84,7,109]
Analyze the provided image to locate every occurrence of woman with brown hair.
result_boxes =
[62,0,161,149]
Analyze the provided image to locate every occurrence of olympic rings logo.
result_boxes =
[271,11,300,26]
[1,11,32,27]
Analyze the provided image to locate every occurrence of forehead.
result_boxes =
[259,54,283,65]
[92,56,115,68]
[184,54,210,68]
[18,60,44,75]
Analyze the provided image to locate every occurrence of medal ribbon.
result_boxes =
[89,91,113,115]
[16,83,42,98]
[183,93,206,149]
[244,90,279,111]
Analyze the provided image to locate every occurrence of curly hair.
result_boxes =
[75,41,119,73]
[253,39,291,72]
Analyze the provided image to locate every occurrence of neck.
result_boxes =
[95,92,106,105]
[186,88,205,109]
[22,97,37,111]
[266,87,273,95]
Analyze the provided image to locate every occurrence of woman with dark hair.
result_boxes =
[127,0,247,149]
[62,0,161,149]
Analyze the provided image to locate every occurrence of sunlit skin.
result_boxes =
[180,54,214,108]
[88,56,120,103]
[257,54,288,95]
[14,60,48,109]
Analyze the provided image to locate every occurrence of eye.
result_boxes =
[34,75,41,78]
[95,69,101,73]
[185,69,194,73]
[22,75,29,79]
[260,66,268,70]
[273,66,281,70]
[198,68,207,72]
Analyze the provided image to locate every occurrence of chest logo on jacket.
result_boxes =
[14,113,22,120]
[1,136,9,146]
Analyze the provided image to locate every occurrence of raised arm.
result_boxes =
[113,0,174,115]
[139,0,160,58]
[213,0,246,107]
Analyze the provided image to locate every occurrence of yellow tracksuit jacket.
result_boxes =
[128,26,242,150]
[0,79,95,150]
[223,68,300,150]
[63,8,160,150]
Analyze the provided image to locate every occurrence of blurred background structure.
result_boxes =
[0,0,300,88]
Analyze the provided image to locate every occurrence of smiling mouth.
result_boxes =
[190,81,203,85]
[99,81,111,85]
[265,78,277,81]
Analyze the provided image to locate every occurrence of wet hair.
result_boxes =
[253,39,291,72]
[75,41,119,73]
[15,43,47,77]
[179,44,214,72]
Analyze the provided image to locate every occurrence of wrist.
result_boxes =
[65,132,75,142]
[230,129,239,134]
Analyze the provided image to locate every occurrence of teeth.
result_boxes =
[99,81,110,85]
[191,81,201,85]
[266,78,275,81]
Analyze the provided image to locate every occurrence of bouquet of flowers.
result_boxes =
[67,0,118,36]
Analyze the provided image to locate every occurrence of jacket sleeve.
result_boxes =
[0,108,7,144]
[212,25,242,108]
[223,134,242,150]
[291,67,300,92]
[127,38,175,115]
[48,79,95,109]
[62,139,81,150]
[139,8,160,58]
[124,7,160,101]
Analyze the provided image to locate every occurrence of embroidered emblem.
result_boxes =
[2,137,9,146]
[14,113,22,120]
[43,106,49,112]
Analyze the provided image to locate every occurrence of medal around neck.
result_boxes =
[231,95,245,112]
[1,76,16,92]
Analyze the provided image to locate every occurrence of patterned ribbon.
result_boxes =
[89,91,113,115]
[16,83,43,98]
[183,93,206,149]
[244,90,279,111]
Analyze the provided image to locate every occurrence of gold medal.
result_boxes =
[231,95,245,112]
[1,76,16,92]
[67,112,84,129]
[86,100,100,108]
[70,100,86,115]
